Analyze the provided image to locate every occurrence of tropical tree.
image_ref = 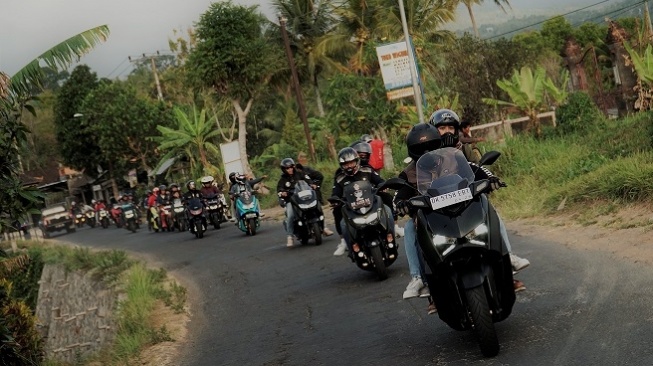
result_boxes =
[623,42,653,110]
[1,25,109,233]
[459,0,510,38]
[273,0,343,117]
[186,2,281,177]
[482,66,568,137]
[80,81,173,195]
[153,106,223,180]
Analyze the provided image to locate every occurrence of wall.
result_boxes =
[35,264,118,363]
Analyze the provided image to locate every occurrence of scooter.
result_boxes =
[234,186,260,236]
[329,180,398,280]
[205,194,224,229]
[84,210,96,228]
[98,209,110,229]
[121,203,140,233]
[187,197,207,239]
[171,198,187,232]
[288,180,324,245]
[379,148,514,357]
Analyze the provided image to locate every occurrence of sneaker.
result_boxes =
[333,243,347,256]
[286,235,294,247]
[323,227,334,236]
[394,224,404,238]
[418,285,430,298]
[514,279,526,292]
[402,277,425,299]
[229,216,236,222]
[510,254,530,272]
[260,212,266,218]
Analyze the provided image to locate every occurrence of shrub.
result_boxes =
[0,279,44,365]
[555,91,602,133]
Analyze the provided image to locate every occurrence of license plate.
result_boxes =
[55,223,64,228]
[429,188,473,210]
[245,213,258,219]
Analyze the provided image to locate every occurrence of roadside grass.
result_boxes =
[8,241,186,365]
[487,111,653,221]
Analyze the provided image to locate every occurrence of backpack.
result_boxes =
[369,139,385,171]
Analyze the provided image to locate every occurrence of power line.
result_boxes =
[484,0,617,40]
[571,0,646,26]
[106,57,129,79]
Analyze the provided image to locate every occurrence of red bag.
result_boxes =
[369,139,384,171]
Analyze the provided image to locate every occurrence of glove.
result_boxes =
[279,199,287,208]
[488,176,507,191]
[395,200,410,217]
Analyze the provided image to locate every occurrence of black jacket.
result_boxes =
[330,166,384,199]
[277,167,323,205]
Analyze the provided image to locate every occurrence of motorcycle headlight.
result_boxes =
[298,201,317,209]
[242,203,255,209]
[352,212,379,225]
[433,234,456,256]
[466,223,489,245]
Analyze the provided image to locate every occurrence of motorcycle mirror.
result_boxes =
[478,151,501,166]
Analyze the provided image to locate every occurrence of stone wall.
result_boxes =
[35,264,118,363]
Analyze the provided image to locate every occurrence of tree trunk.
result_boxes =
[326,133,337,160]
[466,3,480,38]
[108,161,120,199]
[314,77,325,117]
[232,98,254,177]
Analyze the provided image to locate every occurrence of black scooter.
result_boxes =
[205,194,224,230]
[187,197,207,239]
[379,148,514,357]
[288,180,324,245]
[329,180,398,280]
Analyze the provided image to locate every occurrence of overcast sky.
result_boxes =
[1,0,598,78]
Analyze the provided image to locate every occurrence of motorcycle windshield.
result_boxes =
[416,148,474,195]
[292,180,316,203]
[188,198,203,211]
[239,189,254,205]
[343,180,375,214]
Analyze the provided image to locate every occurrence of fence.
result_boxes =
[470,111,556,141]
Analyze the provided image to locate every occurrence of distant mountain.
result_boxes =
[449,0,646,38]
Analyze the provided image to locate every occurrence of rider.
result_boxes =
[277,158,329,247]
[229,172,266,220]
[183,180,203,201]
[330,147,393,256]
[157,185,171,229]
[200,175,232,221]
[147,187,161,230]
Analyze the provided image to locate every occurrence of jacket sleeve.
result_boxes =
[307,167,324,186]
[469,162,495,180]
[249,177,264,187]
[393,171,416,203]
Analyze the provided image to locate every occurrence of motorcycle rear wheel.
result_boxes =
[465,285,500,357]
[212,213,221,230]
[370,246,388,281]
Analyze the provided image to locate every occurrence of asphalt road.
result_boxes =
[57,217,653,366]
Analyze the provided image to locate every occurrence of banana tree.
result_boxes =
[623,42,653,110]
[483,66,566,137]
[1,25,109,233]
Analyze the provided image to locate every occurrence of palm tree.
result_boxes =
[153,106,223,179]
[459,0,510,38]
[273,0,345,117]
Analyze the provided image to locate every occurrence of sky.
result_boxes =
[0,0,599,79]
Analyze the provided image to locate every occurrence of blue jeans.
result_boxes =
[403,218,423,278]
[284,204,296,236]
[341,205,395,251]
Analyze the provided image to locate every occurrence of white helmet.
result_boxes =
[201,176,214,185]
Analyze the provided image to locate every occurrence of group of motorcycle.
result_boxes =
[73,202,140,232]
[318,147,516,358]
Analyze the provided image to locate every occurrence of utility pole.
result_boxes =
[128,52,165,101]
[278,16,316,162]
[398,0,425,124]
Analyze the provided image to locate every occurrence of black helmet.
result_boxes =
[159,184,167,191]
[228,172,237,184]
[428,108,460,148]
[406,123,441,160]
[186,180,196,191]
[350,140,372,166]
[280,158,295,173]
[338,147,360,176]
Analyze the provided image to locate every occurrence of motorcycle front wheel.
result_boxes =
[247,218,257,236]
[195,220,203,238]
[370,246,388,281]
[465,286,500,357]
[311,222,322,246]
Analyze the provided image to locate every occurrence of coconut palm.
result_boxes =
[273,0,345,116]
[153,106,223,179]
[459,0,510,38]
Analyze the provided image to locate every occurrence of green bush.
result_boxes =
[0,279,44,365]
[555,91,602,134]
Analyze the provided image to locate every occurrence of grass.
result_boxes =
[8,241,186,365]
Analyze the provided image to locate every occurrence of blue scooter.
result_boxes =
[234,186,260,235]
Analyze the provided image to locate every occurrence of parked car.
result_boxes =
[39,204,75,238]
